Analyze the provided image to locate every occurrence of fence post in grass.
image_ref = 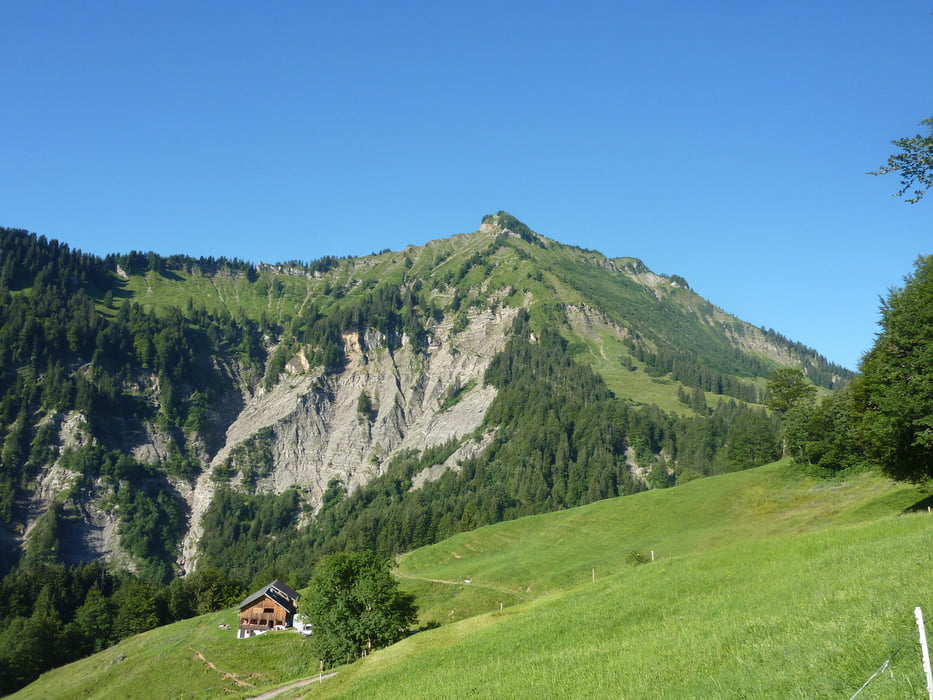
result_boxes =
[915,607,933,700]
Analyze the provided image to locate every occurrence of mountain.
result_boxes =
[0,212,850,581]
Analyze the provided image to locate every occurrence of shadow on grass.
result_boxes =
[160,269,184,281]
[902,494,933,514]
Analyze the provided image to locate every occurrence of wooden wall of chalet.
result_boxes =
[239,594,289,631]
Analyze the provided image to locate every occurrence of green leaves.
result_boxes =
[871,117,933,203]
[765,368,817,416]
[301,551,417,666]
[858,255,933,480]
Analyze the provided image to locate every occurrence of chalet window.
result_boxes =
[263,607,274,613]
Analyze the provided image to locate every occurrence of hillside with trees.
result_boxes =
[0,213,860,692]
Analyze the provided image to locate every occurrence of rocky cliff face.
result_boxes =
[177,304,517,571]
[9,306,516,576]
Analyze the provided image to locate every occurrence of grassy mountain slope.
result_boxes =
[115,215,848,404]
[17,461,932,699]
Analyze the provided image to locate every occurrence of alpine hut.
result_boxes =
[237,579,301,639]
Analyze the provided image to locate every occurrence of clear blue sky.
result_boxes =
[2,1,930,371]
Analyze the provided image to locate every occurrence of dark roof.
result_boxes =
[237,579,301,612]
[268,579,300,601]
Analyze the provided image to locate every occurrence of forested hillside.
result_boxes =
[0,214,852,693]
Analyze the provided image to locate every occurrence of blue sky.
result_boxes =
[2,1,930,371]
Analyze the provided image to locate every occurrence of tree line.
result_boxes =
[0,561,243,694]
[770,254,933,482]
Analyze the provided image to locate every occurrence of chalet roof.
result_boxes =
[237,579,301,613]
[268,579,300,601]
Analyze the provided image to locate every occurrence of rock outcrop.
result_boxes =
[179,305,517,570]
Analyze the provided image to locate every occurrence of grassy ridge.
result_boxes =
[312,463,933,698]
[395,461,925,602]
[17,462,932,699]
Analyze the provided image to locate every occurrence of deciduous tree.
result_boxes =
[857,255,933,481]
[766,367,818,459]
[765,368,817,416]
[871,118,933,203]
[301,551,417,666]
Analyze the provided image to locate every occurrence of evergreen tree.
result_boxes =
[68,586,114,655]
[111,579,160,638]
[723,410,780,471]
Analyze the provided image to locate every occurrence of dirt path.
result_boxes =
[395,573,461,585]
[393,572,528,599]
[188,647,255,688]
[189,645,338,698]
[246,673,338,699]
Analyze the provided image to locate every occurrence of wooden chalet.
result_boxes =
[237,579,301,639]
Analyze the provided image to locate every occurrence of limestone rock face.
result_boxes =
[5,305,515,576]
[179,306,517,570]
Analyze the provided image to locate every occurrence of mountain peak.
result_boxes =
[479,211,541,244]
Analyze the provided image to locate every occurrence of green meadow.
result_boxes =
[15,461,933,699]
[8,607,320,699]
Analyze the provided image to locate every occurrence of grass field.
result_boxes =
[15,462,933,699]
[317,516,932,699]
